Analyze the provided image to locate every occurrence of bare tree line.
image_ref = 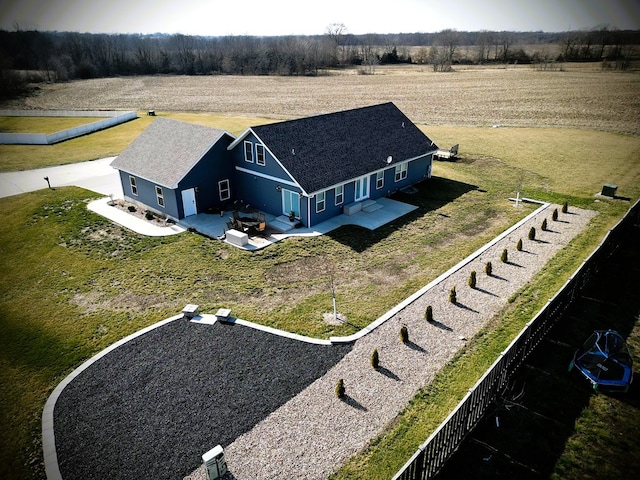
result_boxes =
[1,25,638,98]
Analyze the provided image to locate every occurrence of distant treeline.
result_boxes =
[1,27,639,98]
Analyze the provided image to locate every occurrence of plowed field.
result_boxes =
[5,64,639,134]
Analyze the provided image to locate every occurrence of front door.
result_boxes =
[354,175,370,202]
[282,189,300,217]
[181,188,197,217]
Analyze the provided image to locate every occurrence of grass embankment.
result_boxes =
[0,116,638,479]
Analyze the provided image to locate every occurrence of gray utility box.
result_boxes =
[202,445,227,480]
[601,183,618,197]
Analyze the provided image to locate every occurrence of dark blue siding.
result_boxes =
[176,134,235,216]
[229,132,302,219]
[120,170,180,220]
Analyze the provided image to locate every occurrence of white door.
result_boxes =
[354,175,370,201]
[181,188,197,217]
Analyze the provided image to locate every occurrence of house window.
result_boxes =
[218,179,230,201]
[376,171,384,189]
[335,185,344,205]
[155,186,165,207]
[244,141,254,163]
[395,163,408,182]
[256,144,265,166]
[129,176,138,196]
[316,191,326,213]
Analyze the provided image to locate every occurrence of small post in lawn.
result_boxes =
[328,263,338,324]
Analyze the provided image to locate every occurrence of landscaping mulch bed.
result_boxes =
[53,319,352,480]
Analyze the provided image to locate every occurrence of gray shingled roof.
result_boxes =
[250,102,438,194]
[111,117,231,188]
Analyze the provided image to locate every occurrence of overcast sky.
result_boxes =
[2,0,639,36]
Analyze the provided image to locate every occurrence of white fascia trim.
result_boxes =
[235,166,301,189]
[227,128,253,150]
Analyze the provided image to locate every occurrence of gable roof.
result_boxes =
[111,117,233,189]
[243,102,438,194]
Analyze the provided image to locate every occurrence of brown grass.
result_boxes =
[4,64,639,134]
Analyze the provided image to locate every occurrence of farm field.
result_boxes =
[0,64,639,479]
[3,63,639,134]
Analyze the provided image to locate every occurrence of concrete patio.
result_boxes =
[178,197,418,250]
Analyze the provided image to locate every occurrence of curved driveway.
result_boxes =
[49,317,351,480]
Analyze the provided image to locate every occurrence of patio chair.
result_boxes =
[256,213,266,233]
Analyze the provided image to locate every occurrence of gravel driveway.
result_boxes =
[53,319,352,480]
[51,202,595,480]
[186,203,596,480]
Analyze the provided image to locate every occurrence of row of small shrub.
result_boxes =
[336,203,569,398]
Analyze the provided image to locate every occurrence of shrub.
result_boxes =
[468,270,477,289]
[127,205,136,212]
[335,378,345,398]
[501,248,508,263]
[400,325,409,343]
[552,208,558,221]
[425,305,433,323]
[485,261,493,276]
[528,226,536,240]
[371,349,380,369]
[562,201,568,213]
[541,218,548,231]
[516,239,523,251]
[449,286,457,304]
[145,210,154,220]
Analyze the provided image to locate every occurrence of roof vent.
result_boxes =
[291,148,295,155]
[402,122,405,128]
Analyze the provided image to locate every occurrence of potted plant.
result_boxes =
[289,210,296,222]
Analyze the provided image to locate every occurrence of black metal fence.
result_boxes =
[392,199,639,480]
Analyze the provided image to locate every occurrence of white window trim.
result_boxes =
[155,185,165,207]
[244,140,254,163]
[316,191,326,213]
[218,179,231,201]
[395,163,408,182]
[256,144,265,166]
[335,185,344,205]
[376,171,384,189]
[129,175,138,196]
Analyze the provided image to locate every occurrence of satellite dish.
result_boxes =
[386,156,393,164]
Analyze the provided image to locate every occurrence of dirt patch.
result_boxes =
[110,199,172,226]
[73,290,172,314]
[323,312,347,325]
[265,256,334,286]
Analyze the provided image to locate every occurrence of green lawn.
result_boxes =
[0,117,638,479]
[0,116,100,134]
[0,112,276,172]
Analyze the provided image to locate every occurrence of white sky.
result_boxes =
[2,0,639,36]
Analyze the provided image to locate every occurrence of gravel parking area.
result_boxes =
[53,319,352,480]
